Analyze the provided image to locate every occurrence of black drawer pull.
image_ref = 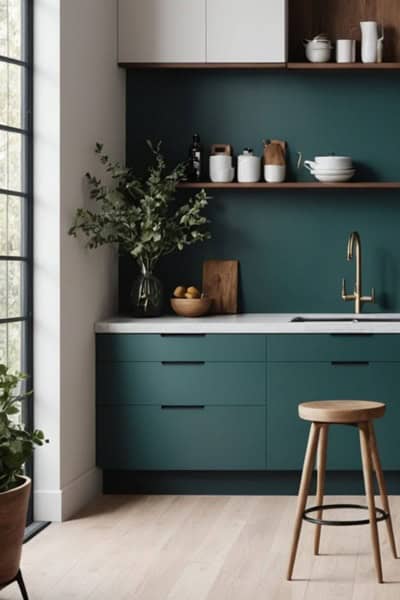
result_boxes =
[160,334,206,338]
[331,361,370,366]
[161,361,205,366]
[161,405,205,410]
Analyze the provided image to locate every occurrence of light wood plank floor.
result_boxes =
[2,495,400,600]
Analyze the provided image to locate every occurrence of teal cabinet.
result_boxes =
[97,362,265,406]
[96,332,400,474]
[96,333,266,471]
[267,362,400,470]
[97,405,266,470]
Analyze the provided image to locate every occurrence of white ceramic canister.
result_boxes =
[237,148,261,183]
[361,21,378,63]
[209,155,234,183]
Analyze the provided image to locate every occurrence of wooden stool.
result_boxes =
[287,400,398,583]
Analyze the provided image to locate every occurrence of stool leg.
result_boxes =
[368,421,398,559]
[287,422,321,581]
[359,422,383,583]
[16,570,29,600]
[314,424,329,555]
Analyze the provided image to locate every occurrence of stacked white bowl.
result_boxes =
[304,156,355,182]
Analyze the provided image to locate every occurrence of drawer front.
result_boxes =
[97,362,265,406]
[267,362,400,470]
[97,334,265,362]
[268,334,400,362]
[97,405,266,470]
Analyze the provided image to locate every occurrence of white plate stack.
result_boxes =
[304,156,355,182]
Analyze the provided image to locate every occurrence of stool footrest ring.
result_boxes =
[303,503,389,526]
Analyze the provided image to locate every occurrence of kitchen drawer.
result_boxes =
[267,362,400,470]
[97,362,265,406]
[97,405,266,470]
[268,334,400,363]
[97,334,265,362]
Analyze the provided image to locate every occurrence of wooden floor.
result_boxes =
[2,494,400,600]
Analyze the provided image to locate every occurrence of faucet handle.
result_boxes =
[361,288,376,304]
[341,278,354,301]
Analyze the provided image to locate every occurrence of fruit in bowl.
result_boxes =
[171,285,211,317]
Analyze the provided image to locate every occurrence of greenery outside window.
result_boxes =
[0,0,33,523]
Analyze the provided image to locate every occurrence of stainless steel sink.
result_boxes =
[291,316,400,323]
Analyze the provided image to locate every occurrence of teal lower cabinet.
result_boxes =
[97,405,266,470]
[96,333,400,491]
[267,362,400,470]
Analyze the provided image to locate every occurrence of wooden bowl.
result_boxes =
[170,297,212,318]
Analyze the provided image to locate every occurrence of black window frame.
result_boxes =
[0,0,34,524]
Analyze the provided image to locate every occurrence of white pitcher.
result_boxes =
[361,21,378,63]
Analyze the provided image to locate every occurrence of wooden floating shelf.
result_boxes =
[178,182,400,190]
[120,62,400,70]
[287,62,400,70]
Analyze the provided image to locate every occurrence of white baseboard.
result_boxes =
[34,467,102,522]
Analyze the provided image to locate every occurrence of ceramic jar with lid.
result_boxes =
[237,148,261,183]
[304,34,332,63]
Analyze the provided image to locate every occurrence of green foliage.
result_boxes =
[69,141,211,269]
[0,365,47,493]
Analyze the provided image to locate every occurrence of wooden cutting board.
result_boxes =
[202,260,239,314]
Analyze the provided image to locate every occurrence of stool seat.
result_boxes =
[299,400,385,424]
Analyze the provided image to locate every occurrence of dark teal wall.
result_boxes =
[122,70,400,313]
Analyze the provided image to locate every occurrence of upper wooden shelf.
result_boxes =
[178,182,400,190]
[287,62,400,70]
[120,62,400,70]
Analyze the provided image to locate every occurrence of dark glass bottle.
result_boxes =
[188,133,203,181]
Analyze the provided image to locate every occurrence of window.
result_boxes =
[0,0,33,518]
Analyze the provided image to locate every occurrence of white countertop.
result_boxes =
[95,314,400,334]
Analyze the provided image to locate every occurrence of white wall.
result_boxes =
[34,0,125,521]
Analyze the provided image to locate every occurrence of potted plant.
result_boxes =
[0,365,46,598]
[69,141,211,317]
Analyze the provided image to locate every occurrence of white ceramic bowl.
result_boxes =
[305,156,353,171]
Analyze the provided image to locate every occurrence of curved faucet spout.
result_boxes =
[347,231,361,261]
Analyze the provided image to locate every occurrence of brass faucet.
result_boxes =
[341,231,375,314]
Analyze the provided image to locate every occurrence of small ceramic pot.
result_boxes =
[304,39,332,63]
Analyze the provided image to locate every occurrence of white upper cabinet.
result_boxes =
[206,0,287,63]
[118,0,206,63]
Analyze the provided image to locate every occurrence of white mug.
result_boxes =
[264,165,286,183]
[336,39,356,63]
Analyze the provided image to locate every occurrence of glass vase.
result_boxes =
[130,262,163,317]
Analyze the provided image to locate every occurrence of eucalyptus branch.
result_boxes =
[69,141,211,267]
